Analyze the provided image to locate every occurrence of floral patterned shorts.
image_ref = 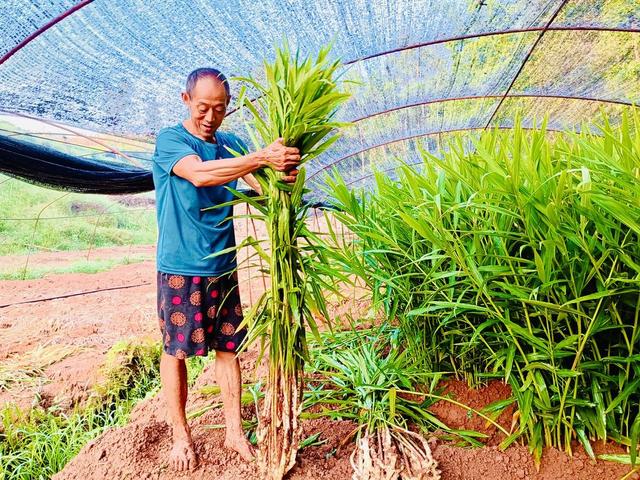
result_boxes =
[157,271,247,358]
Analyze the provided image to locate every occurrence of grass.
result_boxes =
[0,345,85,392]
[89,338,163,406]
[0,174,156,257]
[0,339,214,480]
[0,255,152,280]
[0,403,125,480]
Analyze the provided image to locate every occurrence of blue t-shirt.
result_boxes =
[152,123,247,276]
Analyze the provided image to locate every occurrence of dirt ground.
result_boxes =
[1,245,638,480]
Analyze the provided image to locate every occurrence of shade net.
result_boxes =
[0,0,638,199]
[0,133,154,194]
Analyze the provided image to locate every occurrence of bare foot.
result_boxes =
[169,433,198,472]
[224,432,256,462]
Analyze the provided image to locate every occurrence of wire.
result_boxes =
[0,206,153,221]
[483,0,573,129]
[0,281,152,309]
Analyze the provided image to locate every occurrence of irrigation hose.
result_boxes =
[0,281,151,309]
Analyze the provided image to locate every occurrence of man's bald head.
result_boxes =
[185,68,230,99]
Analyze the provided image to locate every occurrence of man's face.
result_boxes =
[182,76,228,141]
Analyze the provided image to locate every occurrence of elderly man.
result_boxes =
[152,68,300,471]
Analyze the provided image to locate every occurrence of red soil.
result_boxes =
[0,245,637,480]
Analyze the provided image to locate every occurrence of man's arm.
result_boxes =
[241,173,262,194]
[173,138,299,187]
[173,153,261,187]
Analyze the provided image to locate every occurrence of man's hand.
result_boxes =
[257,138,301,172]
[172,139,301,189]
[282,169,299,184]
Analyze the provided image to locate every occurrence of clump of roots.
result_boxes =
[350,425,440,480]
[256,368,303,480]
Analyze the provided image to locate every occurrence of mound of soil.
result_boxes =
[53,355,355,480]
[54,357,637,480]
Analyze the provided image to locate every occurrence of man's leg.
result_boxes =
[160,351,198,471]
[216,350,255,461]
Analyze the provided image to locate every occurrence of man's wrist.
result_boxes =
[246,151,266,170]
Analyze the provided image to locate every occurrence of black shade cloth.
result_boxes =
[0,133,335,210]
[0,133,154,194]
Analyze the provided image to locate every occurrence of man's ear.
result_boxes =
[181,91,190,105]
